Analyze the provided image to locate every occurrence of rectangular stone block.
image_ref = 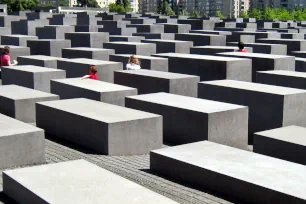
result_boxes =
[62,47,115,61]
[281,33,304,39]
[190,45,253,55]
[36,25,75,39]
[228,31,280,42]
[114,69,199,97]
[109,54,168,71]
[76,14,99,25]
[150,141,306,204]
[2,65,66,93]
[1,34,38,47]
[26,12,52,20]
[217,52,295,82]
[126,93,248,149]
[0,85,58,122]
[190,29,232,36]
[123,18,156,24]
[257,38,306,53]
[158,23,191,33]
[103,42,156,56]
[57,58,122,83]
[254,126,306,165]
[17,55,63,68]
[36,98,162,155]
[126,24,164,33]
[98,27,136,36]
[175,33,226,46]
[198,80,306,143]
[141,39,193,54]
[0,15,25,27]
[177,19,215,30]
[49,15,76,25]
[156,53,252,82]
[65,32,109,48]
[11,19,49,36]
[27,39,71,57]
[291,51,306,58]
[0,45,30,61]
[51,78,137,106]
[0,113,44,169]
[75,25,100,32]
[0,27,11,36]
[132,33,175,40]
[227,42,287,55]
[3,160,178,204]
[109,35,145,42]
[296,57,306,72]
[97,20,130,28]
[257,70,306,89]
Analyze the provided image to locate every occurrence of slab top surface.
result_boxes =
[2,65,63,73]
[19,55,62,60]
[155,52,249,61]
[255,125,306,146]
[2,34,37,38]
[296,57,306,62]
[258,38,306,42]
[58,58,119,65]
[0,45,27,49]
[105,42,153,45]
[3,159,178,204]
[193,46,238,49]
[0,85,58,99]
[53,78,135,92]
[151,141,306,200]
[142,39,191,43]
[200,80,306,95]
[178,33,220,37]
[218,52,292,59]
[127,93,246,113]
[0,113,42,137]
[258,70,306,78]
[37,98,160,123]
[112,54,167,60]
[116,69,198,79]
[63,47,113,51]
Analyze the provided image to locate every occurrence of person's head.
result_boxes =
[89,65,97,75]
[128,55,140,66]
[238,42,244,50]
[3,46,10,55]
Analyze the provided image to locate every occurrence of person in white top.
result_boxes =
[126,55,141,70]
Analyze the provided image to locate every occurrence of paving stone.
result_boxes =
[17,55,63,68]
[175,33,226,46]
[126,92,248,149]
[27,39,71,57]
[1,34,38,47]
[142,39,193,53]
[62,47,115,61]
[0,85,58,122]
[36,98,162,155]
[254,126,306,165]
[0,112,44,169]
[51,78,137,106]
[217,52,295,82]
[65,32,109,48]
[2,65,66,93]
[109,54,168,71]
[114,69,199,97]
[151,141,306,204]
[57,58,122,83]
[36,25,75,39]
[198,80,306,143]
[103,42,156,56]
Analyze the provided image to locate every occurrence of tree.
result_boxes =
[216,11,225,19]
[166,6,175,16]
[240,10,249,18]
[6,0,39,12]
[178,9,189,16]
[59,1,69,6]
[77,0,99,7]
[248,9,262,20]
[190,9,200,18]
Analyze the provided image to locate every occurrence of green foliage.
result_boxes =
[1,0,39,12]
[76,0,99,7]
[248,9,262,20]
[179,9,189,16]
[59,1,69,6]
[166,6,175,16]
[109,2,131,12]
[216,11,225,19]
[158,0,176,16]
[240,10,249,18]
[190,9,200,18]
[246,8,306,21]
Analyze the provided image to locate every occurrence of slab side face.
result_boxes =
[3,160,178,204]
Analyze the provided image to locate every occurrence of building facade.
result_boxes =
[251,0,306,10]
[68,0,116,8]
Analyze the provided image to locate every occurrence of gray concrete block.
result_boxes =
[142,39,193,53]
[11,19,49,36]
[49,15,77,25]
[126,93,248,149]
[1,34,38,47]
[257,70,306,89]
[97,20,130,28]
[75,25,100,32]
[155,53,252,82]
[126,24,164,33]
[291,51,306,58]
[76,15,99,25]
[103,42,156,56]
[198,80,306,143]
[0,27,11,36]
[36,25,75,39]
[109,54,168,71]
[0,45,30,61]
[296,57,306,72]
[98,27,137,36]
[17,55,63,68]
[254,126,306,165]
[57,58,122,83]
[3,160,178,204]
[26,12,52,20]
[132,33,175,40]
[227,42,287,55]
[2,65,66,93]
[257,38,306,53]
[281,33,304,39]
[0,85,58,122]
[109,35,145,42]
[190,29,232,36]
[51,78,137,106]
[27,39,71,57]
[0,15,26,27]
[123,18,156,24]
[150,141,306,204]
[190,45,253,55]
[217,52,295,82]
[0,112,44,169]
[62,47,115,61]
[114,69,199,97]
[177,19,215,30]
[36,98,162,155]
[65,32,109,48]
[157,23,191,33]
[228,31,280,42]
[175,33,226,46]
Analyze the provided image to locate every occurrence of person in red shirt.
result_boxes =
[81,65,99,80]
[1,46,18,66]
[237,42,248,52]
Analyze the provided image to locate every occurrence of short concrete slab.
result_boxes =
[62,47,115,61]
[27,39,71,57]
[65,32,109,48]
[1,34,38,47]
[190,45,253,55]
[17,55,63,68]
[103,42,156,56]
[175,33,226,46]
[227,42,287,55]
[0,45,30,61]
[141,39,193,53]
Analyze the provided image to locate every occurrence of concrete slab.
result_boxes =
[103,42,156,56]
[0,45,30,61]
[36,98,162,155]
[3,160,178,204]
[257,38,306,53]
[62,47,115,61]
[65,32,109,48]
[17,55,63,68]
[190,45,253,55]
[57,58,123,83]
[175,33,226,46]
[141,39,193,53]
[1,34,38,47]
[126,93,248,149]
[36,25,75,39]
[0,112,44,169]
[0,85,59,122]
[115,69,199,97]
[51,78,137,106]
[254,126,306,165]
[227,42,287,55]
[132,33,175,40]
[151,141,306,203]
[198,80,306,143]
[296,57,306,72]
[2,65,66,93]
[27,39,71,57]
[109,35,145,42]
